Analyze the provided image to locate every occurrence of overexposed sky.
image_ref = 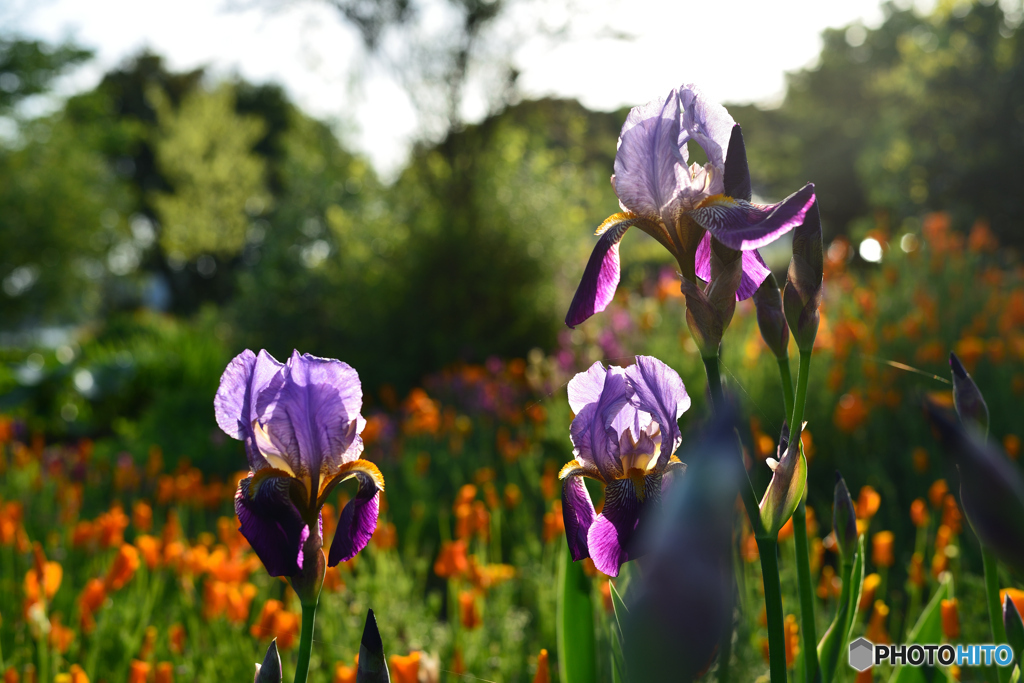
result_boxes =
[5,0,902,174]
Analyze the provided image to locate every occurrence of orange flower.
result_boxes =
[323,565,345,592]
[225,583,258,623]
[941,598,960,640]
[855,667,873,683]
[928,480,948,509]
[1000,588,1024,620]
[910,499,929,528]
[71,520,96,549]
[24,560,62,605]
[941,495,962,535]
[250,600,300,649]
[534,649,550,683]
[402,388,440,435]
[434,540,469,579]
[785,614,799,668]
[132,501,153,532]
[96,505,130,549]
[834,392,869,433]
[871,531,894,568]
[542,500,564,543]
[68,665,89,683]
[333,659,357,683]
[389,652,421,683]
[49,616,75,654]
[1004,434,1020,461]
[859,574,882,612]
[128,660,150,683]
[911,448,929,473]
[154,662,174,683]
[135,535,162,570]
[169,623,186,655]
[459,591,481,630]
[371,520,397,550]
[857,486,881,521]
[742,530,759,563]
[139,625,158,660]
[503,483,522,509]
[104,544,140,591]
[2,668,15,683]
[866,600,890,644]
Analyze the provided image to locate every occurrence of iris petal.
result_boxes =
[559,461,599,562]
[587,478,660,577]
[625,356,689,467]
[565,219,633,328]
[327,460,384,566]
[690,184,816,251]
[695,233,771,301]
[569,365,630,479]
[235,475,308,578]
[612,91,685,221]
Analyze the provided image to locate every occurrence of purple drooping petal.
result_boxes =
[689,183,816,251]
[678,84,736,174]
[569,364,630,479]
[625,356,690,466]
[561,470,597,562]
[695,233,771,301]
[565,220,631,328]
[612,91,685,223]
[235,475,307,578]
[327,463,382,566]
[587,477,660,577]
[256,351,365,496]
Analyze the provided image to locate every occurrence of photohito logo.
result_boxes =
[848,637,1015,671]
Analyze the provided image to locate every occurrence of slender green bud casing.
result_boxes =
[783,200,823,352]
[681,240,742,359]
[753,273,789,360]
[1005,594,1024,667]
[926,402,1024,573]
[950,352,990,437]
[358,609,391,682]
[833,472,858,561]
[254,639,282,683]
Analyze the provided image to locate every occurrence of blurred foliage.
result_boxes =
[732,0,1024,248]
[150,84,270,260]
[0,36,91,112]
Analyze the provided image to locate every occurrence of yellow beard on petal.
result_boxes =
[626,468,648,501]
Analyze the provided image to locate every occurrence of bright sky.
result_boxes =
[5,0,901,175]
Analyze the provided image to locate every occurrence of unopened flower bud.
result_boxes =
[358,609,391,682]
[833,472,858,561]
[760,423,807,537]
[682,241,742,358]
[1004,594,1024,667]
[949,353,989,437]
[254,639,281,683]
[753,273,789,360]
[783,200,823,352]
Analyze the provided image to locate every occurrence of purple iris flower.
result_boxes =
[215,349,383,579]
[566,84,816,328]
[560,355,689,576]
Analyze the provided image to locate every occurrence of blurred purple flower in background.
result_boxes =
[559,355,689,576]
[565,84,816,328]
[215,350,384,590]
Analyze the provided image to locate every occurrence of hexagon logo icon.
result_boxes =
[849,637,874,672]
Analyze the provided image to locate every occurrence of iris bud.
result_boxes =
[760,423,807,537]
[753,273,789,360]
[254,639,282,683]
[681,240,742,358]
[950,352,990,437]
[358,609,391,682]
[833,472,858,561]
[783,200,823,352]
[1004,594,1024,669]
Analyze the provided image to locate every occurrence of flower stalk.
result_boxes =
[293,598,318,683]
[756,538,788,683]
[983,548,1011,683]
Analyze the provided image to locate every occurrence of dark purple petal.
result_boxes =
[565,220,632,328]
[235,475,308,578]
[568,364,630,478]
[695,233,771,301]
[560,464,597,562]
[690,183,816,251]
[678,85,735,173]
[257,351,364,495]
[723,124,751,201]
[624,356,689,466]
[950,352,990,435]
[612,91,685,221]
[587,477,660,577]
[327,460,384,566]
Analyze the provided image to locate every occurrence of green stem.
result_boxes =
[757,537,789,683]
[777,356,795,428]
[792,501,819,683]
[703,356,725,409]
[293,599,318,683]
[983,548,1011,683]
[790,350,812,430]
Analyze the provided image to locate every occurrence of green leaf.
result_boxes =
[845,534,867,643]
[609,580,629,683]
[557,541,597,683]
[818,535,862,683]
[888,577,951,683]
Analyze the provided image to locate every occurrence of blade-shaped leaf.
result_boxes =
[609,580,629,683]
[888,577,951,683]
[557,541,597,683]
[818,535,863,683]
